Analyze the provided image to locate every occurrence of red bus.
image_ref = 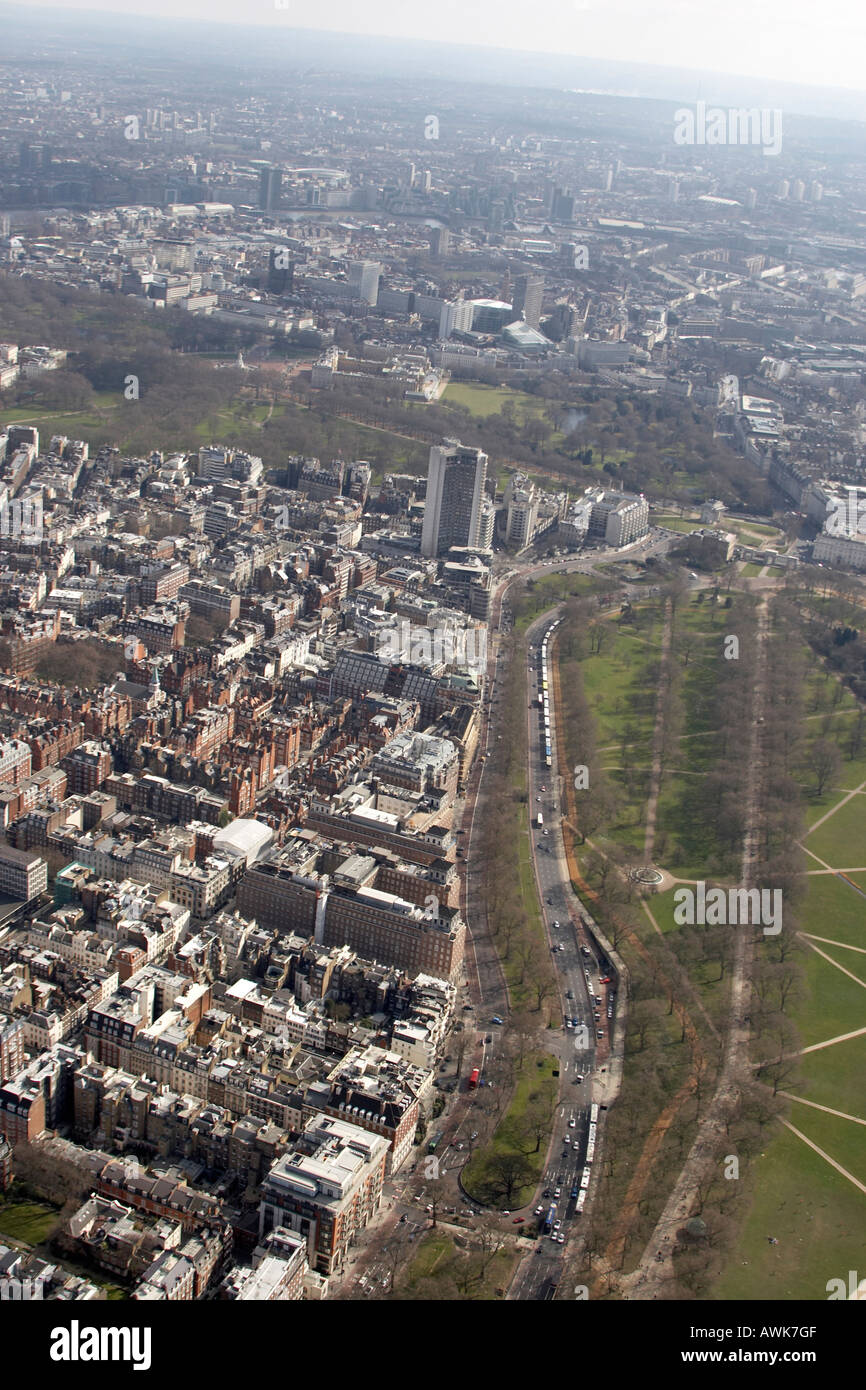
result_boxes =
[468,1067,481,1089]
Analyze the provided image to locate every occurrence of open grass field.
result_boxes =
[2,390,277,453]
[798,872,866,950]
[797,945,866,1046]
[443,382,544,419]
[804,793,866,866]
[654,514,702,533]
[714,1125,866,1300]
[0,1199,58,1246]
[462,1052,558,1210]
[513,570,603,634]
[403,1229,514,1299]
[797,1031,866,1118]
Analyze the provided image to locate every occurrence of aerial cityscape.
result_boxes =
[0,0,863,1348]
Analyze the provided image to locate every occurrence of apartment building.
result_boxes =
[586,490,649,547]
[258,1114,388,1275]
[0,842,48,899]
[305,1044,427,1173]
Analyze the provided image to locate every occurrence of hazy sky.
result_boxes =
[16,0,866,91]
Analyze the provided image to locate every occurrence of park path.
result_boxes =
[779,1093,866,1126]
[800,932,866,954]
[804,777,866,837]
[780,1120,866,1198]
[799,935,866,992]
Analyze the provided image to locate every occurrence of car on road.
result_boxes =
[581,946,591,957]
[553,1220,562,1231]
[597,1029,604,1039]
[554,1187,561,1198]
[485,1034,493,1043]
[566,989,574,1000]
[568,1117,576,1128]
[513,1217,525,1224]
[557,1233,565,1244]
[564,1137,571,1145]
[470,1131,478,1140]
[491,1016,504,1025]
[543,1188,551,1199]
[571,1186,579,1199]
[575,1074,584,1083]
[565,1020,572,1029]
[552,920,560,929]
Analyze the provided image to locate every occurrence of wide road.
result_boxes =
[335,528,677,1299]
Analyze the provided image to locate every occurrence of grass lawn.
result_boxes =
[805,794,866,866]
[795,946,866,1047]
[654,515,702,533]
[801,873,866,950]
[780,1100,866,1187]
[740,562,764,578]
[798,1032,866,1117]
[443,382,546,422]
[0,1199,59,1245]
[462,1051,558,1209]
[804,936,866,988]
[802,782,860,830]
[713,1125,866,1300]
[581,634,660,749]
[514,571,603,634]
[403,1229,514,1298]
[406,1231,452,1282]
